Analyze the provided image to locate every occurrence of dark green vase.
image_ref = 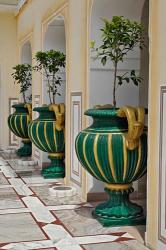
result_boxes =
[28,105,65,179]
[8,103,32,157]
[75,106,147,227]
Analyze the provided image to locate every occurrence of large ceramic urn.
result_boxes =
[28,104,65,179]
[75,106,147,226]
[8,103,32,157]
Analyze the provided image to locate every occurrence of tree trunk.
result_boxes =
[113,62,117,107]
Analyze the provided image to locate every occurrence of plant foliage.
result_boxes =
[33,50,66,104]
[91,16,145,107]
[12,64,32,103]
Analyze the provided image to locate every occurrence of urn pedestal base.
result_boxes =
[92,184,146,227]
[17,139,32,157]
[41,153,65,179]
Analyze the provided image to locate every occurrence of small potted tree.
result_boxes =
[8,64,32,157]
[28,50,66,178]
[76,16,147,226]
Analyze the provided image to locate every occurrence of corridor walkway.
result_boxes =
[0,150,149,250]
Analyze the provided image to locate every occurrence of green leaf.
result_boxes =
[101,56,107,66]
[90,40,96,49]
[131,70,135,76]
[124,77,130,83]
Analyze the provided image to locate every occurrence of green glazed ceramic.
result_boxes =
[75,106,147,226]
[28,105,65,179]
[8,103,32,157]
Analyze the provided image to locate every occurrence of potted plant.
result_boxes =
[75,16,147,226]
[8,64,32,157]
[28,50,66,178]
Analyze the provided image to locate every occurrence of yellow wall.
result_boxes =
[17,0,89,199]
[17,0,67,101]
[0,12,18,148]
[0,1,160,248]
[147,0,161,249]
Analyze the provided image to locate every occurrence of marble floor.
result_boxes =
[0,150,150,250]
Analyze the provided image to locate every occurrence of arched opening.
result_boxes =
[88,0,149,212]
[43,16,66,105]
[42,15,66,166]
[20,41,32,102]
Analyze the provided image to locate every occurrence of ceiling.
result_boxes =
[0,0,18,5]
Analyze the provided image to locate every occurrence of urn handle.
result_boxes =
[49,104,65,131]
[117,106,145,150]
[24,103,32,121]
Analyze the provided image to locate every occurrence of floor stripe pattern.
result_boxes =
[0,151,149,250]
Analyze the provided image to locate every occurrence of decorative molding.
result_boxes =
[18,31,33,65]
[0,4,16,12]
[41,3,68,50]
[19,31,33,46]
[8,98,19,147]
[70,92,82,187]
[15,0,28,15]
[158,85,166,243]
[17,0,27,10]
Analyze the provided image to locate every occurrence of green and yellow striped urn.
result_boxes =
[8,103,32,157]
[75,106,147,226]
[28,104,65,179]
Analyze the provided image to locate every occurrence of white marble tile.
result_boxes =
[0,173,9,185]
[47,204,80,211]
[22,176,63,184]
[0,160,8,166]
[2,240,54,249]
[18,159,38,166]
[22,196,56,223]
[0,184,11,189]
[0,199,24,209]
[0,213,46,243]
[122,233,135,239]
[53,208,121,236]
[83,240,149,250]
[0,187,24,209]
[0,165,17,177]
[9,159,40,172]
[43,224,82,250]
[75,235,119,245]
[83,203,94,208]
[27,183,53,187]
[8,178,33,196]
[0,207,29,214]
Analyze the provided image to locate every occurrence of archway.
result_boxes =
[42,15,66,166]
[20,41,32,102]
[88,0,149,204]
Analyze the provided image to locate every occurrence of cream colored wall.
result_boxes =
[0,0,160,248]
[0,12,18,149]
[16,0,88,199]
[16,4,162,248]
[146,0,159,249]
[17,0,68,167]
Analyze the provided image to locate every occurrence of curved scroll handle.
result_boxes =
[24,103,32,121]
[117,106,145,150]
[49,103,65,131]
